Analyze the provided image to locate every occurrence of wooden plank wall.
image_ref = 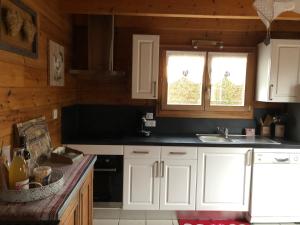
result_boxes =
[77,16,300,108]
[0,0,76,147]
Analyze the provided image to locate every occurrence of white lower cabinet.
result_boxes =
[123,146,160,210]
[160,159,197,210]
[123,146,197,210]
[123,146,252,212]
[196,147,252,211]
[123,158,160,210]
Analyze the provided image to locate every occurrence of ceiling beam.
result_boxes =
[115,16,300,32]
[61,0,300,20]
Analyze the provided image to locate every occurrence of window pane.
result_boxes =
[166,51,205,105]
[209,53,248,106]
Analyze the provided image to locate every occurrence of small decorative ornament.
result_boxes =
[49,40,65,86]
[5,7,23,36]
[22,17,36,44]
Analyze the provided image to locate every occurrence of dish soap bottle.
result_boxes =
[9,148,29,190]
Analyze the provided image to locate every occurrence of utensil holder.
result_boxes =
[260,126,271,137]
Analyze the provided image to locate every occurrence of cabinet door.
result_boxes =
[132,35,160,99]
[123,158,160,210]
[160,159,197,210]
[60,195,80,225]
[79,170,93,225]
[197,148,252,211]
[270,39,300,102]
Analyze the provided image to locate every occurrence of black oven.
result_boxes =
[93,155,123,206]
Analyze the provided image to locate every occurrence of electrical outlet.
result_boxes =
[146,113,154,120]
[52,109,58,120]
[145,120,156,127]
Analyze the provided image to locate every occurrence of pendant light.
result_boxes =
[253,0,296,45]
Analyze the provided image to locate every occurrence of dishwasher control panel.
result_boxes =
[254,153,300,164]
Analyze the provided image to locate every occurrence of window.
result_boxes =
[209,53,248,107]
[166,51,205,108]
[159,48,255,119]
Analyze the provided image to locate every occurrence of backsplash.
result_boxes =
[62,104,281,143]
[287,103,300,141]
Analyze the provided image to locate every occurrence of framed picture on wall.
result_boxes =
[0,0,38,58]
[49,40,64,86]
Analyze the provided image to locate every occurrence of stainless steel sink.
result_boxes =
[197,134,232,143]
[196,134,281,144]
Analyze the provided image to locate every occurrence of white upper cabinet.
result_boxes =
[256,39,300,102]
[132,35,160,99]
[197,147,252,211]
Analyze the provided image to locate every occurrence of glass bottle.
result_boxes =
[0,156,8,191]
[20,135,32,176]
[9,148,29,190]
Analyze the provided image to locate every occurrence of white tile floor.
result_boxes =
[94,219,179,225]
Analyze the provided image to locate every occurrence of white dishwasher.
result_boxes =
[249,148,300,223]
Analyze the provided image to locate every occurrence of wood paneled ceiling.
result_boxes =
[61,0,300,20]
[114,16,300,33]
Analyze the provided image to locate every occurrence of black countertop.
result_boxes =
[63,135,300,149]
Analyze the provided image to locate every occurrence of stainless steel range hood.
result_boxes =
[71,15,125,76]
[105,15,125,76]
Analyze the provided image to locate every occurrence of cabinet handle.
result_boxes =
[269,84,274,101]
[133,151,149,154]
[246,150,252,166]
[160,161,165,177]
[169,152,187,155]
[275,158,289,162]
[154,161,159,177]
[153,81,157,98]
[94,168,117,172]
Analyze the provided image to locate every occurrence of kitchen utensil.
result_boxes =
[264,114,273,126]
[259,118,264,126]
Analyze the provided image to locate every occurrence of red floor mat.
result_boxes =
[179,220,250,225]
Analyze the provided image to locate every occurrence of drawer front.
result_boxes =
[124,145,161,159]
[66,145,124,155]
[161,146,197,160]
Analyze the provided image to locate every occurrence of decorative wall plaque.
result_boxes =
[0,0,38,58]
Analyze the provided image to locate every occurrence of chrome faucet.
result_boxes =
[217,126,229,139]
